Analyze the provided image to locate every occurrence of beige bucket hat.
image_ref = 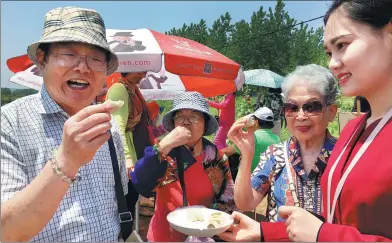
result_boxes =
[27,6,118,75]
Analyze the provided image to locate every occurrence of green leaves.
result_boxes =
[1,88,38,105]
[236,86,254,118]
[166,0,328,77]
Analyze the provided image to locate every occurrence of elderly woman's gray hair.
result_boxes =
[282,64,338,105]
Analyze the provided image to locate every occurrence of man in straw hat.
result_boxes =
[1,6,130,242]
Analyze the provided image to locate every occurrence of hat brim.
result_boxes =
[27,28,118,76]
[253,114,274,122]
[162,103,219,136]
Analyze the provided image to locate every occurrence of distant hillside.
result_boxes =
[1,88,38,105]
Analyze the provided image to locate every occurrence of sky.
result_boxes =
[1,1,330,89]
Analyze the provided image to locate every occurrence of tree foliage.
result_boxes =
[1,88,38,105]
[166,0,328,76]
[166,0,330,118]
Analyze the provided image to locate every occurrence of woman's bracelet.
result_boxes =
[153,143,166,160]
[153,142,175,165]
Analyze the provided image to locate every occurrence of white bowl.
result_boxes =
[167,205,234,237]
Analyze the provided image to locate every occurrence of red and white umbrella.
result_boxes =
[7,28,245,99]
[7,54,42,90]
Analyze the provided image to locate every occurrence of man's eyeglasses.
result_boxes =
[173,115,203,124]
[282,100,326,117]
[48,51,107,72]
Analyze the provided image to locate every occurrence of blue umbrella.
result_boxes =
[244,69,284,88]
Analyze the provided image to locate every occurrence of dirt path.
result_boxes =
[135,214,151,242]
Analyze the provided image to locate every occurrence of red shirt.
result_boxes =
[208,93,235,127]
[147,154,214,242]
[318,114,392,241]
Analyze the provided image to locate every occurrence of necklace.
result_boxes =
[186,137,203,155]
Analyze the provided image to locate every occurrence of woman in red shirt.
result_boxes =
[131,92,237,242]
[208,93,236,150]
[218,0,392,241]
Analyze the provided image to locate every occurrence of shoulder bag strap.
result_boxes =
[108,134,133,240]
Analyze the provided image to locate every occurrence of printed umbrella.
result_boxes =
[7,28,245,99]
[106,28,244,99]
[244,69,284,89]
[7,55,42,91]
[7,54,244,100]
[105,58,244,100]
[107,29,241,79]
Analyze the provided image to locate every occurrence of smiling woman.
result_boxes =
[282,65,338,144]
[218,1,392,242]
[291,0,392,241]
[225,64,338,241]
[251,1,392,242]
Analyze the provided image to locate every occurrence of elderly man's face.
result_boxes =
[36,42,107,115]
[284,85,337,142]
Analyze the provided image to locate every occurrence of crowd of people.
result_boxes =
[1,0,392,242]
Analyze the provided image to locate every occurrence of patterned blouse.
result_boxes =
[131,138,237,241]
[251,131,337,222]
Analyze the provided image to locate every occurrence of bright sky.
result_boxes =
[1,1,330,89]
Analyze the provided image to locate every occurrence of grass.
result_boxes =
[155,94,355,142]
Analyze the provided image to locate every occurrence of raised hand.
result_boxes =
[158,126,192,154]
[218,211,260,242]
[227,116,256,158]
[55,103,117,176]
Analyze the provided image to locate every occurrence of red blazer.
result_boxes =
[318,114,392,241]
[260,114,392,242]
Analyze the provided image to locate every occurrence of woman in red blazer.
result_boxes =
[218,0,392,241]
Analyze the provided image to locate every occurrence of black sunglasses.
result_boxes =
[282,100,325,117]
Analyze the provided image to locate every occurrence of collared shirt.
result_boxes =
[1,85,128,242]
[251,131,337,222]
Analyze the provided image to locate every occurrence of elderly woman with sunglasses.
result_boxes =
[130,92,236,242]
[220,64,338,242]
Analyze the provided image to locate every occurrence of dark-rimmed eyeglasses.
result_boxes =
[48,51,107,72]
